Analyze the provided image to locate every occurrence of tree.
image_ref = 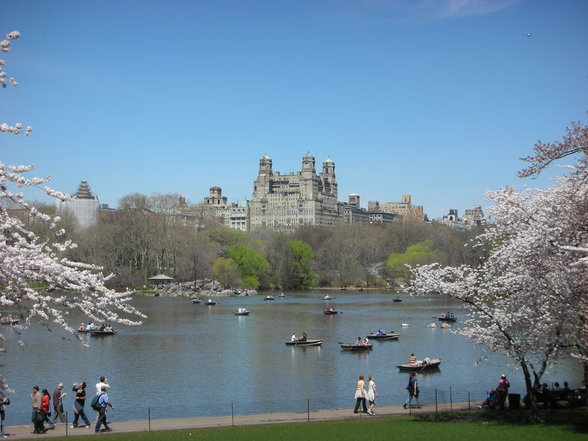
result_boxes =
[410,121,588,420]
[212,257,241,288]
[226,244,268,288]
[286,239,315,289]
[386,240,444,282]
[0,31,144,391]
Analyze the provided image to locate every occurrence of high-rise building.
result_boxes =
[56,180,100,230]
[439,205,486,230]
[373,194,426,222]
[179,187,249,231]
[249,153,339,230]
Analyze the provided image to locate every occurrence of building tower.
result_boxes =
[56,180,100,231]
[249,153,340,230]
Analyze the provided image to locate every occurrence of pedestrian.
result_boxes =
[496,374,510,410]
[95,377,110,395]
[403,372,421,409]
[353,374,368,413]
[41,389,55,429]
[367,376,377,415]
[0,392,10,438]
[94,385,113,433]
[52,383,66,425]
[30,386,45,434]
[71,382,92,428]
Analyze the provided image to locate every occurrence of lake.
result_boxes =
[2,290,583,425]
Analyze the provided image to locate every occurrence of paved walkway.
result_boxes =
[3,402,474,440]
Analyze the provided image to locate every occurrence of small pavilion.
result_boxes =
[148,274,174,287]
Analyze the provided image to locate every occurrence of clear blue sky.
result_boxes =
[2,0,587,219]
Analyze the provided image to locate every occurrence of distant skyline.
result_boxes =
[2,0,587,219]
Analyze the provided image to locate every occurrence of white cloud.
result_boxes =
[336,0,519,21]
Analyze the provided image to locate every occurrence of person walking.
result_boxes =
[353,374,368,413]
[94,386,113,433]
[41,389,55,429]
[95,377,110,395]
[403,372,420,409]
[367,376,378,415]
[30,386,45,434]
[51,383,66,426]
[0,392,10,438]
[71,382,91,428]
[496,374,510,410]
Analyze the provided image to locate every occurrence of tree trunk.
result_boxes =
[521,362,540,422]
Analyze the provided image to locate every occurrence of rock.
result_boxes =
[155,280,256,299]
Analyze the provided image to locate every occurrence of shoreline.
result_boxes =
[3,401,472,439]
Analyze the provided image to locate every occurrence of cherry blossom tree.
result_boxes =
[1,31,144,392]
[410,121,588,419]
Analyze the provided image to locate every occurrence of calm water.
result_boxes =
[2,291,583,425]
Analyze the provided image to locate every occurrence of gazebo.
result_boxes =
[148,274,174,287]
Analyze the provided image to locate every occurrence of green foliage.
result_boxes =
[227,244,269,289]
[372,278,388,288]
[386,240,444,281]
[212,257,241,288]
[286,239,315,289]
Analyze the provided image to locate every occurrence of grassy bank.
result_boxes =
[18,410,588,441]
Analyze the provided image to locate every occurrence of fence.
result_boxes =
[45,387,509,436]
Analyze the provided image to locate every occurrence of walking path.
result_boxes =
[3,402,474,439]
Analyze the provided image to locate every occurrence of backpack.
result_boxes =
[91,393,104,411]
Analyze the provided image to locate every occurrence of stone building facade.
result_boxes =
[339,194,396,225]
[249,153,340,231]
[180,188,249,231]
[369,194,426,222]
[438,205,486,230]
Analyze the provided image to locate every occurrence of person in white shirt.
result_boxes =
[95,377,110,395]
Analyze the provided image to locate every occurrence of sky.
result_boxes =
[2,0,587,219]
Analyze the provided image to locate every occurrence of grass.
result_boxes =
[17,409,588,441]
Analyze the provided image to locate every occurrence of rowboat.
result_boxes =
[324,308,338,315]
[192,298,202,304]
[397,358,441,371]
[285,339,323,346]
[206,300,216,305]
[264,296,275,301]
[438,313,457,322]
[90,330,117,336]
[234,308,250,316]
[368,332,399,340]
[322,295,333,300]
[340,343,373,351]
[392,297,402,302]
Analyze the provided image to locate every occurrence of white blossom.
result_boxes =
[0,31,145,393]
[5,31,20,40]
[0,40,11,53]
[410,125,587,419]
